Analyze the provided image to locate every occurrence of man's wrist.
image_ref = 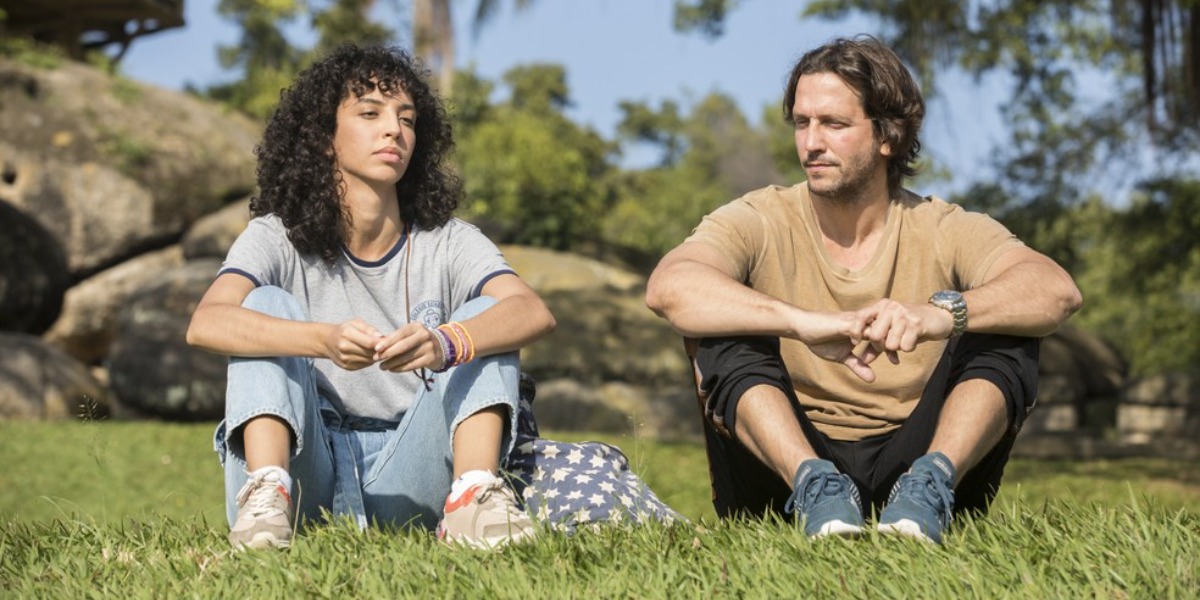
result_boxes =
[929,290,968,337]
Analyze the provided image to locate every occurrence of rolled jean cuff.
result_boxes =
[213,408,304,469]
[445,354,522,464]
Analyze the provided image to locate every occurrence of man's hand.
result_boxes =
[790,310,878,382]
[322,320,384,370]
[853,299,954,364]
[788,301,953,382]
[373,322,444,373]
[807,339,879,383]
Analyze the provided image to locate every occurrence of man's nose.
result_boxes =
[800,125,825,152]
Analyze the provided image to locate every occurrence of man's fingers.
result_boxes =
[842,355,876,383]
[860,343,883,365]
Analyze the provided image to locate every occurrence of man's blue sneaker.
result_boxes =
[784,459,865,538]
[877,452,956,544]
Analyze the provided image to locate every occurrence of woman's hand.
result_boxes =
[322,320,383,370]
[373,322,445,373]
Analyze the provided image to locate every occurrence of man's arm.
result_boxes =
[186,273,381,370]
[646,241,841,339]
[646,241,880,381]
[961,245,1083,336]
[855,245,1083,358]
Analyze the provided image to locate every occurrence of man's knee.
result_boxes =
[949,334,1041,434]
[694,336,794,438]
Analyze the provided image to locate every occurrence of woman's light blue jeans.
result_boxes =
[213,286,520,531]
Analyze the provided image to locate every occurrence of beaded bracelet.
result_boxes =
[438,323,464,364]
[436,323,470,370]
[430,326,455,373]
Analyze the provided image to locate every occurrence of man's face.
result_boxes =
[791,73,890,203]
[332,82,417,192]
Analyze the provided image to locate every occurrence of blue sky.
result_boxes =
[120,0,1008,194]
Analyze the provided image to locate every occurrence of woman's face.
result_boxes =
[331,82,418,192]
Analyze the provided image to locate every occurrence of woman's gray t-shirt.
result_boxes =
[219,214,514,420]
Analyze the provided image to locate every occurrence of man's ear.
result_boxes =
[880,141,893,157]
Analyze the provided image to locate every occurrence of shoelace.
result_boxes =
[475,481,527,519]
[784,472,858,514]
[237,473,287,517]
[894,470,954,527]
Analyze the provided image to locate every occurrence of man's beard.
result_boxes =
[805,149,881,206]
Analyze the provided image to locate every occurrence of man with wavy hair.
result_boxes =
[646,36,1081,543]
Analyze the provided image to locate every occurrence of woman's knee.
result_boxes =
[449,295,498,322]
[242,286,308,321]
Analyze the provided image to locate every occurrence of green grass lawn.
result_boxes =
[2,421,1198,597]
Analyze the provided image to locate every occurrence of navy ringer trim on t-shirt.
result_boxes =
[471,269,516,299]
[219,268,262,287]
[342,227,410,268]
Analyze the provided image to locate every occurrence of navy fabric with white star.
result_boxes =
[503,375,684,532]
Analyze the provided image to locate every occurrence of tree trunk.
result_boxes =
[413,0,455,94]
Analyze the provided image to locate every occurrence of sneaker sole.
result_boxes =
[877,519,936,543]
[812,520,865,539]
[231,531,292,551]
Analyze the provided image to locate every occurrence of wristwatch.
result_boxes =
[929,290,968,337]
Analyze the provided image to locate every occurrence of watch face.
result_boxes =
[932,290,962,303]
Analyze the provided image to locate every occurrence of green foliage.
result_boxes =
[761,103,806,184]
[0,37,64,70]
[1,422,1198,597]
[311,0,395,58]
[1068,181,1200,376]
[207,0,399,119]
[109,76,144,105]
[672,0,742,38]
[453,66,617,250]
[97,128,156,175]
[606,94,786,255]
[617,99,685,166]
[207,0,306,119]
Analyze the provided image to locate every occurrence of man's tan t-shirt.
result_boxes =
[686,184,1023,441]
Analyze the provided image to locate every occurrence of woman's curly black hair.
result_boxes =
[251,44,462,263]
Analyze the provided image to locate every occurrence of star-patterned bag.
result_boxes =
[504,374,684,532]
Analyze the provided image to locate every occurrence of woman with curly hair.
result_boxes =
[187,43,556,550]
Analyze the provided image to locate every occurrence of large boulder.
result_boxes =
[502,245,695,438]
[504,245,688,387]
[43,245,185,363]
[1039,324,1126,398]
[0,200,70,334]
[0,57,259,276]
[1118,373,1200,445]
[1027,324,1128,434]
[181,197,252,260]
[0,333,109,420]
[0,143,160,276]
[533,378,701,441]
[107,260,227,420]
